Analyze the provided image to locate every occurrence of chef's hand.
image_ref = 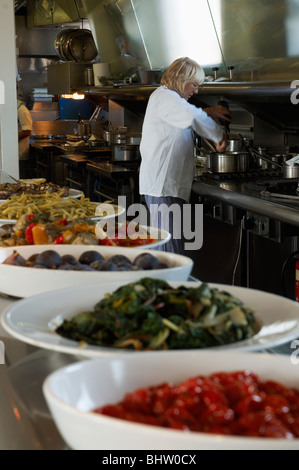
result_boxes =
[216,135,229,153]
[204,105,232,125]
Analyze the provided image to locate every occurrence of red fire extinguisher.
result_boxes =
[281,251,299,302]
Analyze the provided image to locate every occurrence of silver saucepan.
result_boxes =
[282,162,299,178]
[226,138,251,152]
[209,151,252,173]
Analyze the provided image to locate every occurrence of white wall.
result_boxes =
[0,1,19,178]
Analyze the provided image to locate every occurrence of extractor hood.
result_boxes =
[81,0,299,81]
[27,0,86,27]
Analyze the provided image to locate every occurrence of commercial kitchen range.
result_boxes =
[3,0,299,452]
[30,133,140,205]
[26,0,299,305]
[188,163,299,302]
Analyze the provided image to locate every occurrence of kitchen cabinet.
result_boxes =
[185,194,246,287]
[86,161,140,205]
[30,142,61,182]
[57,154,90,195]
[190,175,299,300]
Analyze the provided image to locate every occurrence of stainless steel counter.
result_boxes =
[0,283,296,451]
[86,161,139,178]
[1,332,294,450]
[192,174,299,227]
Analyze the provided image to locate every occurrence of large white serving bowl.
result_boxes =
[0,244,193,298]
[43,350,299,450]
[3,281,299,357]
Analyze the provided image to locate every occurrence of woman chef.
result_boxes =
[139,57,231,254]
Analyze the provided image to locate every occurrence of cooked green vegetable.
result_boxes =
[55,278,261,350]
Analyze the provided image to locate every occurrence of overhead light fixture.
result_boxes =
[61,93,85,100]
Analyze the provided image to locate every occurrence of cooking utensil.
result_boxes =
[54,29,73,61]
[283,162,299,178]
[111,144,140,162]
[238,134,259,167]
[218,100,230,139]
[226,139,242,152]
[238,135,282,170]
[113,133,127,144]
[103,130,113,144]
[55,29,97,63]
[0,170,19,184]
[227,137,251,152]
[251,148,282,169]
[127,134,141,144]
[68,29,98,62]
[270,154,295,170]
[202,138,216,152]
[77,121,91,138]
[209,151,251,173]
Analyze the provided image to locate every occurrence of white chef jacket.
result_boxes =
[139,86,223,202]
[17,100,32,161]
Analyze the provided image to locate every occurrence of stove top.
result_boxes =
[244,177,299,201]
[201,169,299,201]
[88,157,140,168]
[202,169,282,181]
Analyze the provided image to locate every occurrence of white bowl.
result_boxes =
[43,350,299,450]
[0,245,193,298]
[95,222,171,249]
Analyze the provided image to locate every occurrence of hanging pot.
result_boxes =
[66,29,98,62]
[55,29,74,61]
[55,29,97,63]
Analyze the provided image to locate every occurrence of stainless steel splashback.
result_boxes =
[26,0,86,26]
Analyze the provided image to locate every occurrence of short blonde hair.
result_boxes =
[161,57,205,95]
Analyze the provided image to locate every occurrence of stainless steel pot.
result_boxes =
[55,29,74,61]
[209,151,252,173]
[127,134,141,144]
[77,122,91,137]
[113,133,127,144]
[226,138,251,152]
[111,144,140,162]
[103,131,126,144]
[225,139,243,152]
[55,29,97,63]
[283,163,299,178]
[267,153,296,170]
[103,130,113,144]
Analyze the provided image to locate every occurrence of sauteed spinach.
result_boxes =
[55,278,260,350]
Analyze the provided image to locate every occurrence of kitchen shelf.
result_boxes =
[80,80,294,100]
[79,84,158,100]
